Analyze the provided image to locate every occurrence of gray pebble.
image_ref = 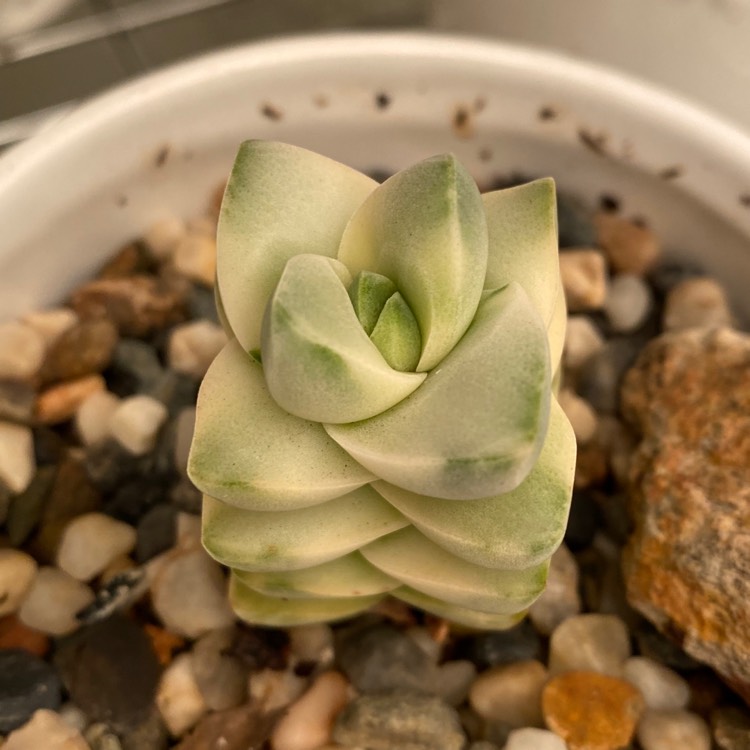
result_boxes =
[109,338,164,396]
[333,690,466,750]
[136,504,178,563]
[469,620,542,669]
[557,192,597,247]
[577,337,644,412]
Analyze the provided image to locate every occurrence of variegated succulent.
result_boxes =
[188,140,576,629]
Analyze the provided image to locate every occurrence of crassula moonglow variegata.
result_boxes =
[188,140,576,629]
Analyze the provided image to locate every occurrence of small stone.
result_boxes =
[288,622,335,667]
[174,704,276,750]
[76,568,146,625]
[135,504,177,563]
[75,391,120,446]
[558,389,598,444]
[635,623,702,673]
[191,627,248,711]
[0,650,62,733]
[155,653,207,737]
[70,275,186,337]
[557,192,597,248]
[173,408,195,476]
[0,422,35,493]
[468,659,547,727]
[271,671,349,750]
[148,370,199,416]
[576,337,643,413]
[54,614,162,735]
[436,660,477,706]
[149,547,235,638]
[18,566,94,636]
[172,233,216,287]
[712,706,750,750]
[22,308,78,347]
[103,475,171,526]
[548,614,630,677]
[573,441,609,489]
[56,513,137,581]
[528,543,581,634]
[604,273,653,332]
[119,708,169,750]
[468,620,542,669]
[0,549,37,617]
[542,671,644,750]
[595,212,661,275]
[40,455,101,526]
[39,318,118,384]
[0,379,36,422]
[2,708,89,750]
[248,668,307,713]
[108,339,164,396]
[187,286,220,325]
[559,250,608,311]
[58,703,88,733]
[622,656,690,711]
[109,395,168,456]
[637,709,711,750]
[84,723,122,750]
[35,374,106,424]
[662,276,733,331]
[144,217,187,260]
[335,621,438,694]
[167,321,226,379]
[504,727,567,750]
[96,241,154,281]
[0,322,45,381]
[0,615,50,657]
[564,316,605,371]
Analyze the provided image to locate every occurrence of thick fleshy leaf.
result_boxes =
[348,270,396,335]
[202,486,408,572]
[233,552,400,599]
[369,292,421,372]
[372,397,576,569]
[361,527,548,615]
[325,283,551,500]
[261,254,426,423]
[337,154,488,371]
[395,587,526,630]
[188,338,375,510]
[230,574,384,626]
[547,282,567,377]
[216,140,377,351]
[482,178,560,326]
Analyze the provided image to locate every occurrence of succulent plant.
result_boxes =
[188,140,576,629]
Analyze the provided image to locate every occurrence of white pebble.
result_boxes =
[0,549,38,617]
[2,708,90,750]
[288,623,335,667]
[168,320,226,379]
[548,613,631,676]
[559,250,608,311]
[0,321,46,381]
[528,544,581,635]
[564,315,605,370]
[144,217,187,260]
[75,390,120,446]
[156,652,207,737]
[604,273,653,332]
[150,547,235,638]
[18,566,94,636]
[271,671,350,750]
[110,394,168,455]
[56,512,137,581]
[557,389,598,444]
[0,421,36,494]
[637,709,711,750]
[249,668,307,713]
[504,727,567,750]
[663,277,733,331]
[172,233,217,287]
[623,656,690,711]
[173,407,196,476]
[22,308,78,347]
[437,660,477,706]
[469,660,548,728]
[57,703,89,734]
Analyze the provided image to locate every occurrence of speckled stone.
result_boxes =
[621,327,750,703]
[542,671,644,750]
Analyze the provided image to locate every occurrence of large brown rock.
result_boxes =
[621,327,750,703]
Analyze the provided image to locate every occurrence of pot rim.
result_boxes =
[2,30,750,185]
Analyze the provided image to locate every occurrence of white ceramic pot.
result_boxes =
[1,32,749,321]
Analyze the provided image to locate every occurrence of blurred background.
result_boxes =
[2,0,750,152]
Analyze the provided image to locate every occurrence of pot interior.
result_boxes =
[1,34,749,322]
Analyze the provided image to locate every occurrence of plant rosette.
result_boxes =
[188,140,576,629]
